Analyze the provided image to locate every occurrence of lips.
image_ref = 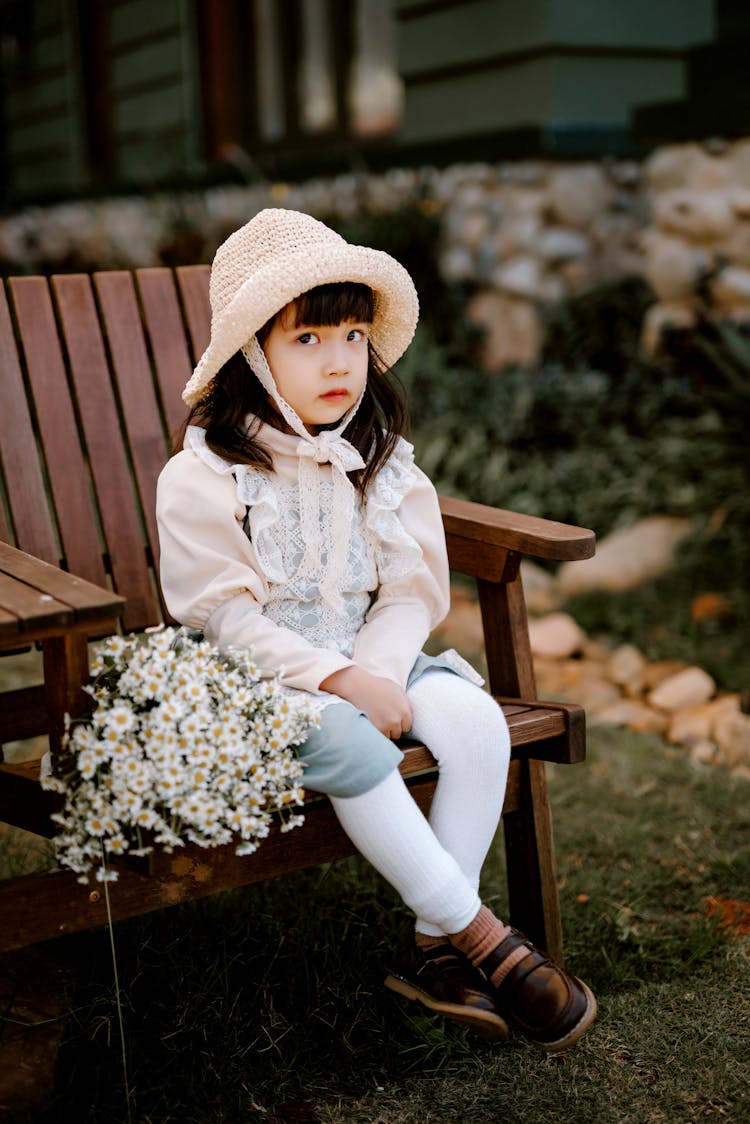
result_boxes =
[320,389,349,400]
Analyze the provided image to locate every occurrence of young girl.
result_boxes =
[156,208,597,1051]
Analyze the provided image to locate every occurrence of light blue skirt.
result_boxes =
[296,650,483,798]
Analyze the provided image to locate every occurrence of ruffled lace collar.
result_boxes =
[184,424,423,594]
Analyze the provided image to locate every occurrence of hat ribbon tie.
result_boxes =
[295,437,365,608]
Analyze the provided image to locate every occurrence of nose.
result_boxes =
[322,338,350,377]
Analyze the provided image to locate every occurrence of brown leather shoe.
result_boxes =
[479,929,597,1053]
[385,944,510,1041]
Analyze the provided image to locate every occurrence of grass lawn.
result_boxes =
[7,723,747,1124]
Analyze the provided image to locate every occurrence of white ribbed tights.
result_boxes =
[329,670,510,936]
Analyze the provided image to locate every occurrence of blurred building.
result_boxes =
[0,0,728,206]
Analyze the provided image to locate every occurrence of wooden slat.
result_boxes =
[0,685,47,742]
[8,279,105,584]
[479,574,537,698]
[136,269,193,439]
[93,271,170,590]
[440,495,595,562]
[0,284,58,562]
[0,701,576,837]
[0,499,11,545]
[176,264,211,362]
[8,278,106,587]
[0,760,55,837]
[52,274,159,632]
[0,573,71,635]
[0,542,124,620]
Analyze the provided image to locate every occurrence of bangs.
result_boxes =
[290,282,374,327]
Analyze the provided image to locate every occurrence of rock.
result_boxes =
[606,644,647,694]
[643,233,710,301]
[711,265,750,307]
[493,214,541,258]
[728,138,750,188]
[557,516,694,597]
[652,189,734,241]
[440,245,476,282]
[536,227,591,262]
[687,154,731,191]
[722,301,750,324]
[641,302,696,355]
[644,144,707,191]
[437,585,483,652]
[557,259,591,293]
[649,667,716,712]
[572,677,624,714]
[689,740,720,768]
[528,613,585,660]
[713,710,750,767]
[534,658,574,697]
[549,167,611,228]
[719,191,750,268]
[455,208,492,250]
[465,289,542,370]
[580,636,614,663]
[520,560,560,614]
[491,254,543,300]
[593,699,669,733]
[667,695,740,746]
[641,660,691,691]
[667,704,716,746]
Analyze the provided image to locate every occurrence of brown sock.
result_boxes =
[449,905,529,988]
[415,932,447,952]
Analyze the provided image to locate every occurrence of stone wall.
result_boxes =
[2,138,749,367]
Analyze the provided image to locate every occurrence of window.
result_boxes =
[199,0,402,164]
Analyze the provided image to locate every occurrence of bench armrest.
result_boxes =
[439,496,595,563]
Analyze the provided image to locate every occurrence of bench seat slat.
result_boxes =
[0,698,576,840]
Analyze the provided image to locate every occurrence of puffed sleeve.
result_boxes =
[156,450,354,692]
[352,444,450,688]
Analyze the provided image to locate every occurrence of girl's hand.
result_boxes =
[319,666,412,740]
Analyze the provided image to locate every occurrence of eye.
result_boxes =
[347,328,367,342]
[296,331,319,345]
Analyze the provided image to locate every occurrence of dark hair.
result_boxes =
[174,282,408,495]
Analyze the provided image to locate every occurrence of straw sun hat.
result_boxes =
[182,208,420,407]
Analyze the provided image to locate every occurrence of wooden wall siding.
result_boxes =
[107,0,193,185]
[1,0,86,199]
[395,0,714,147]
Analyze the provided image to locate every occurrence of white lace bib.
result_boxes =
[249,478,378,658]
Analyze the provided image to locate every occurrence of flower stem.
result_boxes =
[101,845,134,1124]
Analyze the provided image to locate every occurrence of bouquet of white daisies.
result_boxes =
[41,627,316,883]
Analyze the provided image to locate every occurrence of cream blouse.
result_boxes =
[155,423,451,697]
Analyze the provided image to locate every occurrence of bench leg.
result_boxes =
[41,634,90,760]
[502,758,564,965]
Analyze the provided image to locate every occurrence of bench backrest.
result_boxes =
[0,268,211,632]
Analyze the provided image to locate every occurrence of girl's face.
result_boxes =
[261,303,370,433]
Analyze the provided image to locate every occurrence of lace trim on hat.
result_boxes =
[185,425,286,584]
[364,436,423,584]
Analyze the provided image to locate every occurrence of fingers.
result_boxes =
[381,701,413,741]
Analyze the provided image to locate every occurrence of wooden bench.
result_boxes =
[0,267,594,966]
